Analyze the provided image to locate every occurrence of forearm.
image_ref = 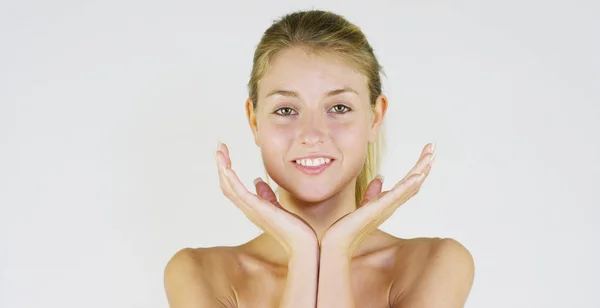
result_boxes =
[316,245,356,308]
[279,246,320,308]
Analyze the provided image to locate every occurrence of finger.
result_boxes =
[218,165,270,230]
[351,146,434,230]
[224,167,275,215]
[220,166,273,230]
[216,149,255,215]
[216,143,243,204]
[253,177,285,210]
[361,173,424,223]
[400,144,436,184]
[408,143,434,174]
[389,172,424,205]
[215,147,273,232]
[359,176,384,207]
[216,150,238,201]
[217,142,232,168]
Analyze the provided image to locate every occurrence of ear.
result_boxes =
[368,94,388,143]
[245,98,260,146]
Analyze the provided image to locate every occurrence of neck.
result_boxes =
[276,181,357,243]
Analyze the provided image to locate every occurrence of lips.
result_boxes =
[292,157,335,175]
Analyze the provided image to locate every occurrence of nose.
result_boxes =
[296,113,327,146]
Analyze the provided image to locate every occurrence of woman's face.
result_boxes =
[247,47,386,203]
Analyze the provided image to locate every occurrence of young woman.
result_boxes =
[164,10,474,308]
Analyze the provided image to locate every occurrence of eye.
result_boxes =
[330,104,351,114]
[274,107,297,116]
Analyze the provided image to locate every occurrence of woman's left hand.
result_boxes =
[321,143,436,257]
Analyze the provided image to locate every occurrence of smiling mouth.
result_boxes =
[292,157,335,175]
[294,157,332,167]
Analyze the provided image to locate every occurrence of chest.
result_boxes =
[234,264,395,308]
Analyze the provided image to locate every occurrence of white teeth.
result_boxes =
[295,158,331,167]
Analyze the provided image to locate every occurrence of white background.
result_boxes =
[1,0,598,307]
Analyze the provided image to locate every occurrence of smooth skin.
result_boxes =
[164,47,474,307]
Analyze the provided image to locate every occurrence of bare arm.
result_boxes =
[164,248,236,308]
[280,246,320,307]
[392,239,475,308]
[315,244,356,307]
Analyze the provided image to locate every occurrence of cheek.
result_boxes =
[257,123,295,176]
[329,121,370,149]
[257,123,296,150]
[329,121,370,174]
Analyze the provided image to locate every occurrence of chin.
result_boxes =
[274,176,347,204]
[291,188,336,203]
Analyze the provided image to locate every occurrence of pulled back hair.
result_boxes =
[247,10,386,207]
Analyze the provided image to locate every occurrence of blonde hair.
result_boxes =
[247,10,386,207]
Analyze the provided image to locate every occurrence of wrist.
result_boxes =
[320,238,353,262]
[288,243,319,264]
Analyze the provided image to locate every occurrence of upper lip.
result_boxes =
[291,154,336,161]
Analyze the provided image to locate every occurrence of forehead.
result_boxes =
[258,47,369,99]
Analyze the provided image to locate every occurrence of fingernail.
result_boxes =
[431,142,436,153]
[375,174,384,183]
[253,177,263,185]
[430,152,436,162]
[217,141,222,150]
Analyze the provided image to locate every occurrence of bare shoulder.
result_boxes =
[163,247,240,308]
[390,237,475,308]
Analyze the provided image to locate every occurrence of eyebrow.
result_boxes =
[265,86,359,98]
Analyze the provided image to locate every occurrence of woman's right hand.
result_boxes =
[215,142,318,257]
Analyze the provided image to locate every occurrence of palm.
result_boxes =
[324,143,436,253]
[216,143,317,253]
